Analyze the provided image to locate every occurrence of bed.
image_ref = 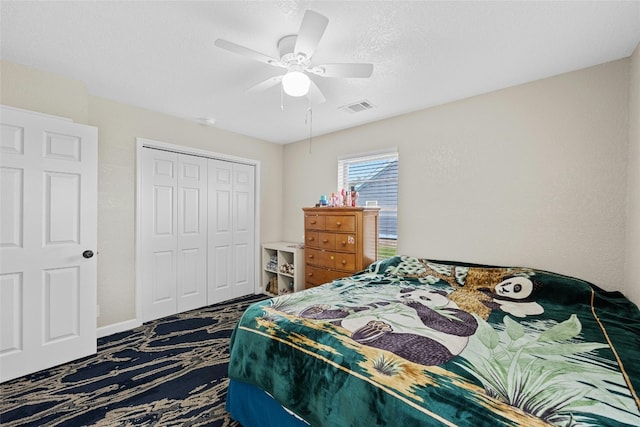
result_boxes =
[226,256,640,426]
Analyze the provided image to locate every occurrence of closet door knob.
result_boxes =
[82,250,94,259]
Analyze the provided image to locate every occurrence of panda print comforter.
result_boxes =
[228,256,640,427]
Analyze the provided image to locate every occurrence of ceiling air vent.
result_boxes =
[341,100,375,113]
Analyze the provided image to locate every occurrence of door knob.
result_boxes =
[82,250,94,259]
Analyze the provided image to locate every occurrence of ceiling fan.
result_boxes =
[214,10,373,105]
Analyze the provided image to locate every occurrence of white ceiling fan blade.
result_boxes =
[214,39,283,68]
[247,75,283,93]
[309,63,374,78]
[307,80,326,105]
[294,10,329,59]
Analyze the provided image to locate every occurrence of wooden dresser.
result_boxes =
[302,207,380,289]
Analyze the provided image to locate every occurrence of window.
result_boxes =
[338,151,398,259]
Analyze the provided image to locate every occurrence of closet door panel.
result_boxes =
[152,250,175,301]
[213,245,230,292]
[141,149,178,322]
[208,159,233,303]
[234,243,249,289]
[231,164,255,298]
[176,155,207,312]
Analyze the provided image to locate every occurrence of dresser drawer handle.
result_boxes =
[330,255,334,260]
[308,254,314,259]
[336,221,342,227]
[307,272,314,277]
[308,236,315,241]
[341,260,347,265]
[310,220,316,224]
[322,239,329,243]
[341,241,347,246]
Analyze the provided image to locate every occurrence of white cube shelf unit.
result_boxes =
[262,242,304,296]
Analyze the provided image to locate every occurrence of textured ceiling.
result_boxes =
[1,1,639,144]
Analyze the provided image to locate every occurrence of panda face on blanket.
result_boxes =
[495,276,534,299]
[483,276,544,318]
[397,288,451,309]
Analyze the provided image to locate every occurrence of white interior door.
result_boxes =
[207,160,255,303]
[232,163,255,298]
[207,159,233,303]
[140,149,178,321]
[176,154,207,312]
[141,148,208,322]
[0,106,97,383]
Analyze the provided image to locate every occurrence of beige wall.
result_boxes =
[284,59,632,302]
[1,61,89,123]
[1,60,284,327]
[625,44,640,306]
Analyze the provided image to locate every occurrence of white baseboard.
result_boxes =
[97,318,141,339]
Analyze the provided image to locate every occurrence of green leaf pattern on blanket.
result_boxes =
[458,314,637,426]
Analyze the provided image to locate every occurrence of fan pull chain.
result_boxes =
[305,104,313,154]
[280,85,284,111]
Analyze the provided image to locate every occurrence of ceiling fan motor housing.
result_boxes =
[278,35,309,67]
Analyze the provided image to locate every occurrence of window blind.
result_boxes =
[338,151,398,258]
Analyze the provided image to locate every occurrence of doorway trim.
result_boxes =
[134,137,261,325]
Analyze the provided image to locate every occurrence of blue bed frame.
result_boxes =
[226,379,309,427]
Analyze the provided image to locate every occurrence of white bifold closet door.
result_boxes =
[140,149,208,322]
[207,159,255,304]
[140,147,255,322]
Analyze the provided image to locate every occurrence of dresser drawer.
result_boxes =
[305,265,349,288]
[334,234,357,253]
[326,215,356,232]
[305,231,319,248]
[305,215,326,230]
[317,251,335,269]
[336,253,357,271]
[318,251,356,271]
[305,248,321,267]
[318,232,336,250]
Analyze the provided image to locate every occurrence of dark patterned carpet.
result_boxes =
[0,294,269,427]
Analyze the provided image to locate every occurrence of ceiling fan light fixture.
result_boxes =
[282,70,310,97]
